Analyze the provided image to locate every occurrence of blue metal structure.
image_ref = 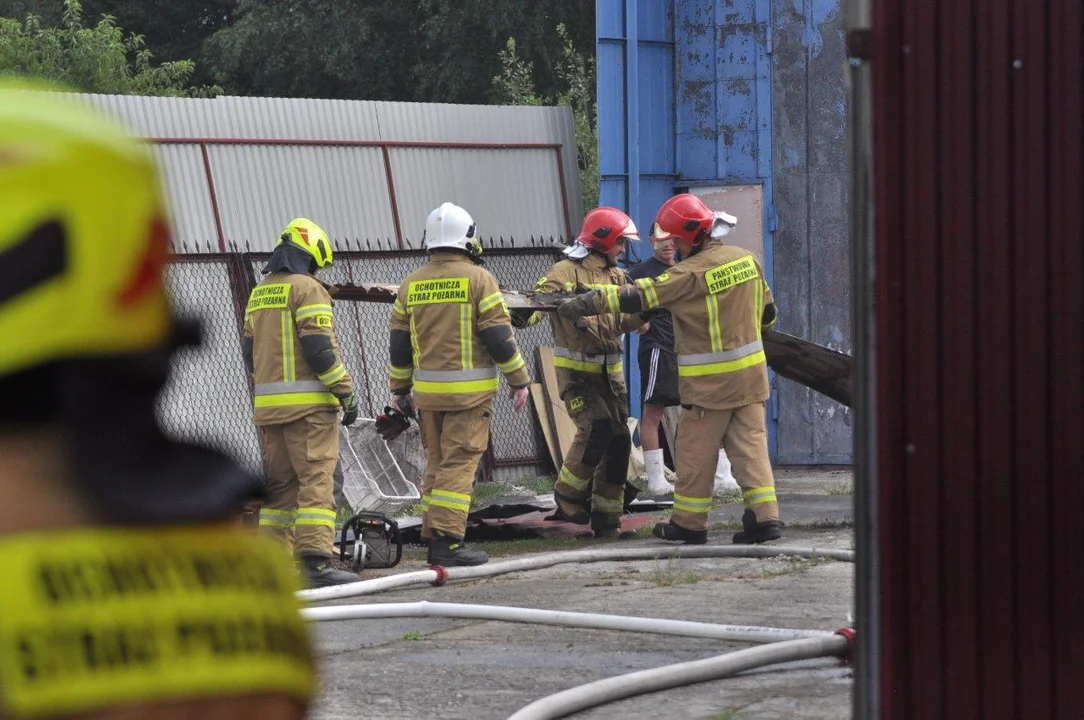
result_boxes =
[598,0,780,457]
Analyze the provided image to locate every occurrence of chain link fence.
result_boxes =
[160,240,565,479]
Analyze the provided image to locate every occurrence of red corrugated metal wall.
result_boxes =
[872,0,1083,717]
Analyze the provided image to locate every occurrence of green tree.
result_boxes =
[493,24,598,210]
[0,0,218,96]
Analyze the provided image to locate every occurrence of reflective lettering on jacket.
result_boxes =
[388,253,530,412]
[243,272,354,426]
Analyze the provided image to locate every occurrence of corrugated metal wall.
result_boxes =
[55,93,582,252]
[772,0,852,464]
[861,0,1084,716]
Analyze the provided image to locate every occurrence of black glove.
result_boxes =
[338,393,359,426]
[375,405,412,442]
[509,309,533,329]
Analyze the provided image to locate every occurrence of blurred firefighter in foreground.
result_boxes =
[0,81,314,718]
[512,208,647,539]
[389,203,531,566]
[244,217,362,588]
[557,194,783,545]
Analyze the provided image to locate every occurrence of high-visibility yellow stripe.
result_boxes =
[280,311,294,382]
[677,350,766,377]
[389,364,414,380]
[636,278,659,309]
[318,364,347,385]
[705,295,722,353]
[420,493,431,512]
[295,508,337,528]
[295,303,333,320]
[254,392,339,408]
[754,279,764,339]
[673,493,713,514]
[556,465,590,492]
[591,495,624,514]
[429,489,472,512]
[742,487,778,507]
[497,353,526,374]
[553,357,624,375]
[604,285,620,312]
[413,378,500,394]
[478,292,506,314]
[459,303,473,369]
[409,313,421,366]
[392,299,408,316]
[258,508,296,528]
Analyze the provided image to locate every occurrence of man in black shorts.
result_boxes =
[627,237,681,496]
[627,235,739,496]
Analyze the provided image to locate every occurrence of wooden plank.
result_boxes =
[530,384,560,469]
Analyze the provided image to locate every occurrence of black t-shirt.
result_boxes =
[626,257,675,353]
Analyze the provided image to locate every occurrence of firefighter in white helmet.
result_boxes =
[389,202,531,566]
[0,79,314,718]
[243,218,362,587]
[511,207,647,538]
[557,194,782,545]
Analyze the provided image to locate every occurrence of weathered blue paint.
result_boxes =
[597,0,849,464]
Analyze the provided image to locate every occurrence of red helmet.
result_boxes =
[652,193,714,246]
[576,206,640,253]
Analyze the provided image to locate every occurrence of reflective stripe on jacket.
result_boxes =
[523,253,643,398]
[599,242,775,410]
[243,271,354,425]
[388,252,530,411]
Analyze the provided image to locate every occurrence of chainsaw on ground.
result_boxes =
[338,511,403,571]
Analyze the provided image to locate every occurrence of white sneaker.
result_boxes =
[643,449,675,495]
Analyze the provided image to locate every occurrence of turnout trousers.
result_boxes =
[672,403,780,531]
[418,400,493,540]
[258,410,340,555]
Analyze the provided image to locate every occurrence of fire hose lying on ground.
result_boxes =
[299,545,856,718]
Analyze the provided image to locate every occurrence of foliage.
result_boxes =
[0,0,218,96]
[492,23,599,210]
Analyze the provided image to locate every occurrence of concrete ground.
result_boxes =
[308,467,855,720]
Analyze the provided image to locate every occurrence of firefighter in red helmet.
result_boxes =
[557,194,783,545]
[512,207,647,538]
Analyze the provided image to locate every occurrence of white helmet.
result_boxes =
[423,202,483,262]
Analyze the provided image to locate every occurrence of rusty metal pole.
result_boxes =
[846,0,877,717]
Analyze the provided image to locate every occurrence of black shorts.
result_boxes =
[638,347,681,407]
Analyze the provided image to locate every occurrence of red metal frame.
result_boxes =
[152,137,575,251]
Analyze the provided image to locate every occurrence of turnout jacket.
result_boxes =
[521,252,645,399]
[243,271,355,426]
[389,251,530,411]
[586,241,777,410]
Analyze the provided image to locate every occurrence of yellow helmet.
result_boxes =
[279,217,334,269]
[0,79,172,379]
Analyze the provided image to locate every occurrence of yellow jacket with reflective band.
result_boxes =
[523,253,644,399]
[244,271,354,425]
[601,241,775,410]
[389,253,530,411]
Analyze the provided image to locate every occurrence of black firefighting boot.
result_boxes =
[590,512,625,540]
[545,492,591,525]
[428,532,489,567]
[299,553,361,588]
[731,509,783,545]
[652,520,708,545]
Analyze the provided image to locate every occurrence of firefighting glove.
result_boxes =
[556,289,602,322]
[338,393,359,426]
[375,406,412,442]
[509,309,533,329]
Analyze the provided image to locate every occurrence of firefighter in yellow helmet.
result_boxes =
[0,81,315,718]
[389,203,531,566]
[557,194,782,545]
[243,217,362,587]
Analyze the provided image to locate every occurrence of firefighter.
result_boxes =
[557,194,783,545]
[389,202,531,566]
[243,217,362,587]
[0,81,315,718]
[511,207,647,539]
